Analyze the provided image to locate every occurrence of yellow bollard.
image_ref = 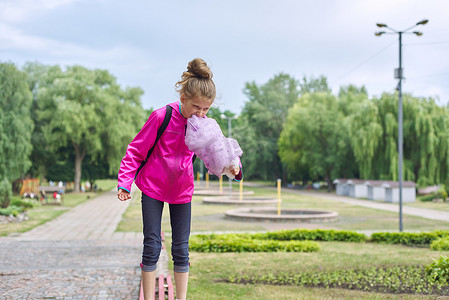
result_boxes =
[239,179,243,201]
[206,173,209,188]
[197,172,200,185]
[277,179,282,216]
[219,175,223,193]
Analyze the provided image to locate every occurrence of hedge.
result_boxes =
[431,238,449,251]
[251,229,368,243]
[189,234,321,253]
[370,231,449,247]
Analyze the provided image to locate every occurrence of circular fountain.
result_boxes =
[202,196,278,206]
[225,207,338,223]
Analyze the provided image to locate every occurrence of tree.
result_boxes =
[235,73,300,180]
[0,63,34,207]
[23,62,60,181]
[33,65,145,192]
[279,92,351,191]
[299,75,331,95]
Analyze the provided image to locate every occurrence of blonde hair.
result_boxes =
[175,58,216,100]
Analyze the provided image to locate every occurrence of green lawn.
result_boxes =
[186,237,449,299]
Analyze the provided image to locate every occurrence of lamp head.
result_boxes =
[413,31,423,36]
[375,31,385,36]
[416,19,429,26]
[376,23,387,28]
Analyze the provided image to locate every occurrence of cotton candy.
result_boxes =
[185,115,243,178]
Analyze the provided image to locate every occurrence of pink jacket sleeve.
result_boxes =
[117,112,161,193]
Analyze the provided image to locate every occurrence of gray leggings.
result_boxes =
[140,193,191,273]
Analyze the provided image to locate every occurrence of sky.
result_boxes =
[1,0,448,114]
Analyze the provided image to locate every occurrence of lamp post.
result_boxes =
[375,19,428,232]
[221,114,238,196]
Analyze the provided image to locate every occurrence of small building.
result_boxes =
[365,180,386,201]
[347,179,368,198]
[382,181,416,203]
[333,179,349,196]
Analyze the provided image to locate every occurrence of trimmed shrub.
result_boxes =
[431,237,449,251]
[370,231,449,247]
[252,229,368,243]
[189,234,320,253]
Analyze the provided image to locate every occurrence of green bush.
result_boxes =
[0,179,12,208]
[370,231,449,247]
[421,194,437,202]
[420,186,448,202]
[431,237,449,251]
[190,234,320,253]
[426,255,449,283]
[0,205,24,216]
[252,229,368,243]
[11,197,34,209]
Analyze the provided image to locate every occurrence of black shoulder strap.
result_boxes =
[135,105,172,179]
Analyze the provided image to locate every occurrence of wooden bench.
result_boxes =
[39,186,65,205]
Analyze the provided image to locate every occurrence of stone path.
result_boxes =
[296,190,449,223]
[17,191,139,240]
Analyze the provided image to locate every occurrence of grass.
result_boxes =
[407,199,449,212]
[187,241,449,299]
[0,179,117,237]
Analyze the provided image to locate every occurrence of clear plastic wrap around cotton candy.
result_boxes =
[185,115,243,179]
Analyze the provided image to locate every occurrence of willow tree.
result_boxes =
[279,92,351,191]
[404,96,449,186]
[347,99,383,179]
[354,92,449,186]
[34,65,145,192]
[0,63,34,207]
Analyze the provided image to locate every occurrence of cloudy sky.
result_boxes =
[1,0,448,114]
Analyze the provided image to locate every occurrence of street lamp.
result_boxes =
[221,114,239,195]
[375,19,428,232]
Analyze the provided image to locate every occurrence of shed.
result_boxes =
[365,180,386,201]
[347,179,368,198]
[382,181,416,203]
[333,179,349,196]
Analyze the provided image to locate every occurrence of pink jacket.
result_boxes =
[118,102,195,204]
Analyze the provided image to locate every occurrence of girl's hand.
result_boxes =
[228,165,240,176]
[117,189,131,201]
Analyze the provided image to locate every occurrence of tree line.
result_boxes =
[1,62,447,207]
[234,74,449,191]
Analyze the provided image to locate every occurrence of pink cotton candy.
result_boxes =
[185,115,243,178]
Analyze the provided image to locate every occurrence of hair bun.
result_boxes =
[187,58,213,79]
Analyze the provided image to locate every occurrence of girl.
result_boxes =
[117,58,242,300]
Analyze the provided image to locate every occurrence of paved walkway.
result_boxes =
[17,190,139,241]
[293,190,449,223]
[0,187,171,300]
